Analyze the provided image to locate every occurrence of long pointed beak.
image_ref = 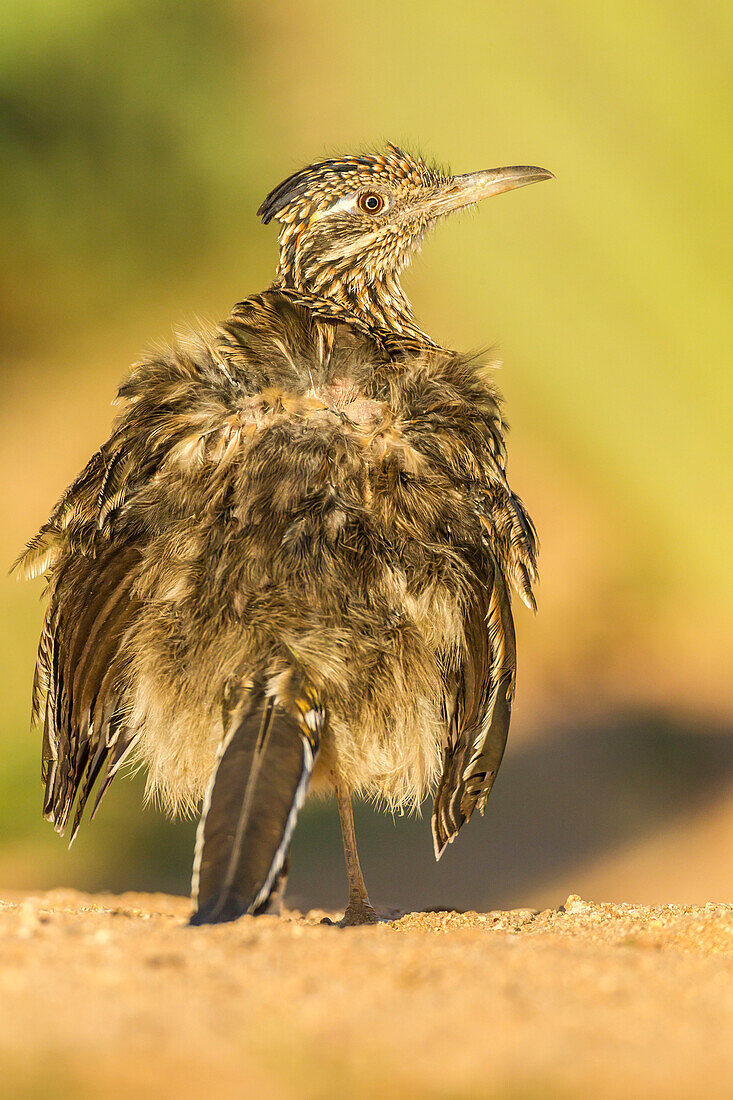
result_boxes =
[422,165,554,218]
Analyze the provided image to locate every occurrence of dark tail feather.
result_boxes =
[190,691,322,925]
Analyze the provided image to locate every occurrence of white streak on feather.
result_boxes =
[252,737,314,912]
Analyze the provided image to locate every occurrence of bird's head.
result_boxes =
[258,143,552,339]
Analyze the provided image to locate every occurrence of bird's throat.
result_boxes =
[273,267,431,347]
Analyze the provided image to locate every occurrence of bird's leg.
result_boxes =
[334,782,378,925]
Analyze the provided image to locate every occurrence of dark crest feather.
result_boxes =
[257,143,431,224]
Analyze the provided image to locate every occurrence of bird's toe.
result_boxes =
[339,899,380,927]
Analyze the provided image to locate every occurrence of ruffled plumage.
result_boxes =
[17,145,547,920]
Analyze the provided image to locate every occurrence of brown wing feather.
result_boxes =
[42,545,143,837]
[17,325,241,836]
[431,542,518,859]
[400,352,535,858]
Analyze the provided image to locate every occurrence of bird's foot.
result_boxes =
[339,897,380,926]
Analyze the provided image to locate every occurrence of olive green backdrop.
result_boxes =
[2,0,731,911]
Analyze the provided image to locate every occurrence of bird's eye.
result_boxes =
[357,192,386,215]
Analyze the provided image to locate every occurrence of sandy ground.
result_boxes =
[2,891,733,1099]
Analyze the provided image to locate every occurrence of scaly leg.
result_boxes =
[335,782,378,925]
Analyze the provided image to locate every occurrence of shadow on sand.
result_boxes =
[287,710,733,912]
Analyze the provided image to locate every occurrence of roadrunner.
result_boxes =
[18,145,552,924]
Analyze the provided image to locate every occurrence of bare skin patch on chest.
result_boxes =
[315,377,386,426]
[194,381,424,477]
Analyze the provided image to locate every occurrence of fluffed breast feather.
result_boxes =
[16,290,537,848]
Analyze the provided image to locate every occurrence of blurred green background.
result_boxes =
[1,0,731,912]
